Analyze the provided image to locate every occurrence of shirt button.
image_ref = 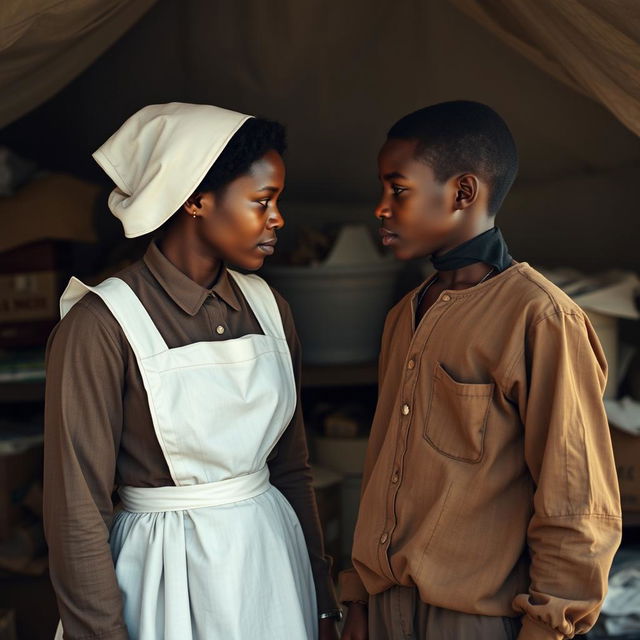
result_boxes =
[401,403,410,416]
[442,294,451,301]
[380,532,388,544]
[391,472,399,484]
[216,325,225,335]
[407,359,415,370]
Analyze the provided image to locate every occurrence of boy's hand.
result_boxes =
[319,617,340,640]
[340,603,368,640]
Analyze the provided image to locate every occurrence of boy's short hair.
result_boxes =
[388,101,518,215]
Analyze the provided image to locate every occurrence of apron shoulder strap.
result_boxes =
[60,276,168,359]
[227,271,287,341]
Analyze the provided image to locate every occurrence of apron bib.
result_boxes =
[54,271,317,640]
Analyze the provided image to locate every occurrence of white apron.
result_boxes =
[54,271,317,640]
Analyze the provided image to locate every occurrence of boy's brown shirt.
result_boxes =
[340,262,621,640]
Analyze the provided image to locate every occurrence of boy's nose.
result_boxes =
[375,199,391,220]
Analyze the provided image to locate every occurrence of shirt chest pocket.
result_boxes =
[424,362,495,463]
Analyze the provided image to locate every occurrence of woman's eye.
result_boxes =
[391,185,406,197]
[257,199,270,208]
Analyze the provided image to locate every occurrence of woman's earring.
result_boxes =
[192,210,197,219]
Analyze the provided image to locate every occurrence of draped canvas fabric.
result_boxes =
[0,0,157,128]
[3,0,637,136]
[449,0,640,136]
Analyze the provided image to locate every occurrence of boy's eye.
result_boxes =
[391,185,407,197]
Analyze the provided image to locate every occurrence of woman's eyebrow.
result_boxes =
[382,171,408,181]
[257,186,279,193]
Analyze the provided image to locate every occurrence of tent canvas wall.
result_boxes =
[1,0,639,273]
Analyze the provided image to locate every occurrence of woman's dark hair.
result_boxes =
[388,101,518,215]
[194,117,286,195]
[156,117,285,237]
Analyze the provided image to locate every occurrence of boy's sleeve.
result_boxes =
[44,301,129,640]
[510,309,622,640]
[339,567,370,604]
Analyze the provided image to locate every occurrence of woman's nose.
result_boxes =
[268,206,284,230]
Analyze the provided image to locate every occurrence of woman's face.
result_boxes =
[194,150,286,270]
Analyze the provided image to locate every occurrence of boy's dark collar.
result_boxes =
[431,227,512,273]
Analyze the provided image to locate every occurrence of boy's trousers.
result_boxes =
[369,586,522,640]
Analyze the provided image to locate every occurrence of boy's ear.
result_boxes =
[454,174,479,210]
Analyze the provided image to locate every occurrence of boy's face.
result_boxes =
[375,138,464,261]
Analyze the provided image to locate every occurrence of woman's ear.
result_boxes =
[454,173,479,210]
[182,192,212,219]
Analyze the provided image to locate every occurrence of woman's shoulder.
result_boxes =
[57,258,149,333]
[48,292,125,355]
[46,263,144,362]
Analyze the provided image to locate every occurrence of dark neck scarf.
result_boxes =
[431,227,512,273]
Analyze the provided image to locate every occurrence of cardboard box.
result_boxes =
[0,271,59,323]
[0,172,98,255]
[610,426,640,514]
[0,240,87,347]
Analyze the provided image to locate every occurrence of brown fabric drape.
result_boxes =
[449,0,640,136]
[0,0,157,128]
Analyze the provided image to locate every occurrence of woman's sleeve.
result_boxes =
[268,290,339,614]
[43,298,129,640]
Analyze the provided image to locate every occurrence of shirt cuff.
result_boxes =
[517,616,564,640]
[338,567,369,605]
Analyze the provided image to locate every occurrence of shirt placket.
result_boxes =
[377,290,457,581]
[205,292,230,338]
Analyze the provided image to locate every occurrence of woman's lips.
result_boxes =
[257,238,277,255]
[379,228,399,246]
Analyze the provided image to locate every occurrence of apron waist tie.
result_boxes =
[119,466,271,513]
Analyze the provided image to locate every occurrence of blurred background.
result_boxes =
[0,2,639,638]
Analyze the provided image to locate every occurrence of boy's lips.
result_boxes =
[379,227,400,246]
